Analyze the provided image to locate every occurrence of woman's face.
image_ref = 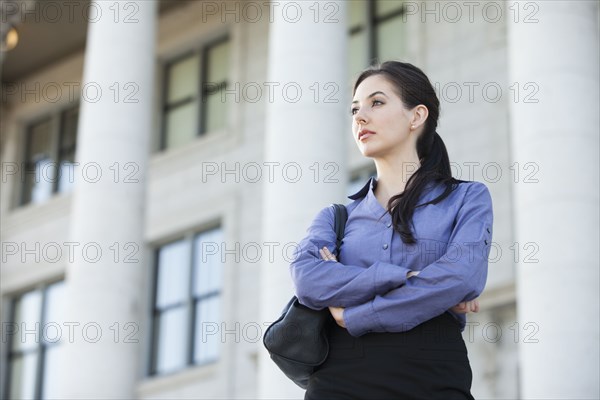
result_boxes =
[351,74,417,159]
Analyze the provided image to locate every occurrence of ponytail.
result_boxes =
[386,130,459,244]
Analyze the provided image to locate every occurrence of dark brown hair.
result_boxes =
[353,61,461,244]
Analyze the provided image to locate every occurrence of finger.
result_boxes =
[470,300,479,312]
[451,304,465,313]
[322,247,336,261]
[319,248,326,260]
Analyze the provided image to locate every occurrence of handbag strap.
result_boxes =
[331,203,348,253]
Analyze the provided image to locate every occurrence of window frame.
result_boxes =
[3,280,65,399]
[19,104,79,207]
[159,35,230,151]
[199,36,230,135]
[349,0,407,66]
[148,225,223,377]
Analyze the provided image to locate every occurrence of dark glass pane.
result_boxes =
[57,108,78,193]
[23,120,54,204]
[349,31,369,80]
[42,282,65,345]
[41,345,62,399]
[375,0,404,17]
[203,90,227,133]
[164,101,198,149]
[9,353,38,399]
[156,239,191,308]
[167,54,199,104]
[12,290,42,352]
[193,228,223,297]
[155,307,188,374]
[194,296,220,364]
[376,15,405,61]
[349,0,366,28]
[206,40,230,84]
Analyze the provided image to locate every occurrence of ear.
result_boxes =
[411,105,429,128]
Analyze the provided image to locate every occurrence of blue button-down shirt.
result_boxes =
[290,177,494,337]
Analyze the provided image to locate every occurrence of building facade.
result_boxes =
[1,0,598,399]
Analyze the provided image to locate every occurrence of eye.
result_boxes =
[351,99,384,115]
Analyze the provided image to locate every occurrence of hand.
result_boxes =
[328,306,346,328]
[319,246,337,262]
[451,298,480,313]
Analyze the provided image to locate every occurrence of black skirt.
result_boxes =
[304,312,475,400]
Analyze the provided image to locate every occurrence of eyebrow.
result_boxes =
[351,91,388,104]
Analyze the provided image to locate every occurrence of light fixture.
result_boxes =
[1,26,19,52]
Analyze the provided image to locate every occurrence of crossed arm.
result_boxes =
[319,246,480,329]
[290,182,493,337]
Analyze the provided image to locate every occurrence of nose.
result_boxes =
[353,107,368,125]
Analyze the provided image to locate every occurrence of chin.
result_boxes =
[358,144,383,159]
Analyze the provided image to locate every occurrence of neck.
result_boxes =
[373,147,421,202]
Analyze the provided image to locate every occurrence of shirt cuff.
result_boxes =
[343,300,383,337]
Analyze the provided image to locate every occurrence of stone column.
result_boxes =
[507,1,599,398]
[57,1,157,398]
[258,1,349,398]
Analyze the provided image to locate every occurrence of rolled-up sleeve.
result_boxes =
[290,205,411,310]
[343,182,494,337]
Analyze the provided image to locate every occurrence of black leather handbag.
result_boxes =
[263,203,348,389]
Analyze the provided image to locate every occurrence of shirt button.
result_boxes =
[484,239,489,245]
[386,222,392,228]
[383,243,389,250]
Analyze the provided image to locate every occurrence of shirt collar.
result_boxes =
[347,176,445,201]
[347,176,377,200]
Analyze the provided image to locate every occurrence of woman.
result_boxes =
[290,61,494,399]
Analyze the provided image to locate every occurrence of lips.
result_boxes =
[358,129,376,141]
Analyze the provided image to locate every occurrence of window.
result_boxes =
[348,0,407,78]
[21,106,78,206]
[161,37,230,150]
[4,281,66,399]
[150,226,224,376]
